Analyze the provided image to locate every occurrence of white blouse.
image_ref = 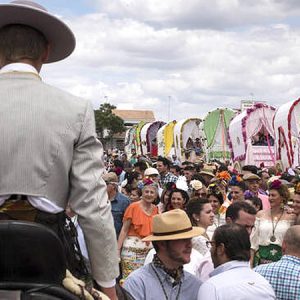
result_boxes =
[250,217,294,251]
[192,235,210,256]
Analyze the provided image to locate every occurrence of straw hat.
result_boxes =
[144,167,159,176]
[243,173,260,181]
[102,172,118,184]
[142,209,204,242]
[0,0,75,63]
[199,169,215,178]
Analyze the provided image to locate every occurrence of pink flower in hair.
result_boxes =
[270,179,282,189]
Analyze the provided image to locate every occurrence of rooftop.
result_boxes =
[113,109,155,123]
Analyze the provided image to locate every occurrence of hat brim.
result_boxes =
[0,3,75,63]
[199,171,215,177]
[142,226,204,242]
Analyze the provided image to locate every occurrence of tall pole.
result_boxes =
[168,96,171,121]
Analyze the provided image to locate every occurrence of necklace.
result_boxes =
[151,263,182,300]
[270,209,284,242]
[140,201,153,216]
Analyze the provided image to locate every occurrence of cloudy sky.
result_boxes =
[6,0,300,121]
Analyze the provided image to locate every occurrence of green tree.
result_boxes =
[94,103,125,141]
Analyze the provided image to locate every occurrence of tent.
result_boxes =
[273,98,300,170]
[157,121,177,158]
[203,108,236,161]
[173,118,203,162]
[228,103,276,167]
[140,121,165,156]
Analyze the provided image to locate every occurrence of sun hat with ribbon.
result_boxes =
[0,0,75,62]
[142,209,204,242]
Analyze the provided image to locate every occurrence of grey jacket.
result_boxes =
[0,72,119,282]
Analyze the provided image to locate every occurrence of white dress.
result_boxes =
[192,235,210,256]
[207,214,226,240]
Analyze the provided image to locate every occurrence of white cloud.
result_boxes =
[89,0,298,29]
[40,1,300,123]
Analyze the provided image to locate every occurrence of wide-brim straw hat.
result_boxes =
[143,209,204,242]
[0,0,75,63]
[199,170,215,178]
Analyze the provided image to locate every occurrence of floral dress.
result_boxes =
[121,201,158,279]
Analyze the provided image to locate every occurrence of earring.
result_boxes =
[280,202,284,209]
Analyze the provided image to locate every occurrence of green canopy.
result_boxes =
[203,108,235,148]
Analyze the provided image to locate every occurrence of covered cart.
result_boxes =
[228,103,276,168]
[273,98,300,170]
[157,121,177,158]
[124,126,137,158]
[140,121,165,156]
[173,118,203,162]
[203,108,235,162]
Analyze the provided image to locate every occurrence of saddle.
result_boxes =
[0,220,79,300]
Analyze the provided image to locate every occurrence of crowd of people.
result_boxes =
[99,149,300,299]
[1,0,300,299]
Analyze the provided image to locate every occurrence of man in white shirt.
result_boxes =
[198,224,276,300]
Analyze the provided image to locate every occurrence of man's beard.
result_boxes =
[166,243,190,266]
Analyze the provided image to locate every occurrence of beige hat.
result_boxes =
[142,209,204,242]
[243,173,260,181]
[0,0,75,63]
[199,169,215,178]
[102,172,118,184]
[144,167,159,176]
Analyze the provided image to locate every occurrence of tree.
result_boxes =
[94,103,126,141]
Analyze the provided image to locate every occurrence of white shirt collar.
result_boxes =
[210,260,249,278]
[0,63,39,74]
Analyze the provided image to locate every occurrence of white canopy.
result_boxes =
[173,118,202,162]
[228,103,276,167]
[274,99,300,169]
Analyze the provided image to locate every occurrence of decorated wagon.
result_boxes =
[228,103,276,168]
[140,121,166,156]
[157,121,177,158]
[273,98,300,170]
[202,108,236,162]
[134,121,146,156]
[124,126,138,158]
[173,118,204,162]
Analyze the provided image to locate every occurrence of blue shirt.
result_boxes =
[255,255,300,300]
[198,261,276,300]
[110,192,130,238]
[124,262,201,300]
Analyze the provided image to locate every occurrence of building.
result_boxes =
[105,109,155,150]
